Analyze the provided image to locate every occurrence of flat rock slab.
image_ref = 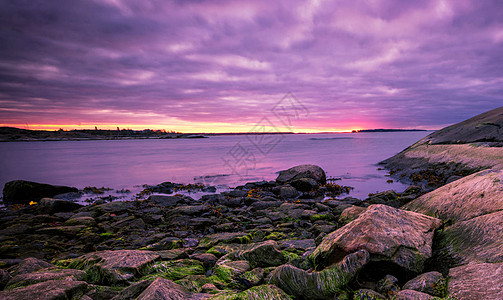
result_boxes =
[439,210,503,265]
[6,268,86,290]
[449,262,503,300]
[310,204,441,274]
[404,169,503,222]
[0,280,88,300]
[70,250,160,284]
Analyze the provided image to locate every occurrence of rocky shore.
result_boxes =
[1,107,502,300]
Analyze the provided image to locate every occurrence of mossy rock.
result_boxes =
[174,275,211,293]
[210,284,292,300]
[143,259,205,281]
[198,232,252,248]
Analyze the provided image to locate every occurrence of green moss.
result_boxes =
[265,232,286,240]
[144,259,205,281]
[174,275,210,293]
[99,232,113,237]
[310,213,332,222]
[210,284,292,300]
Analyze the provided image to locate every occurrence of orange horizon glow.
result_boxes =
[0,123,436,134]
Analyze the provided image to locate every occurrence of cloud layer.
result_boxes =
[1,0,502,132]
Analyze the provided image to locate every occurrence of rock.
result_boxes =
[310,204,442,277]
[0,269,12,290]
[145,259,205,281]
[403,271,446,297]
[111,279,153,300]
[198,232,250,248]
[290,178,319,192]
[141,237,183,251]
[278,239,316,251]
[367,190,400,207]
[0,280,88,300]
[212,259,250,284]
[171,205,209,216]
[353,289,386,300]
[68,250,160,284]
[278,185,300,199]
[423,106,503,145]
[38,198,83,214]
[5,268,86,290]
[435,210,503,266]
[269,249,369,299]
[191,253,218,269]
[448,262,503,300]
[8,257,54,276]
[64,216,96,226]
[228,240,286,268]
[276,164,327,185]
[136,278,189,300]
[2,180,78,205]
[82,201,135,216]
[395,289,434,300]
[375,274,400,297]
[249,201,281,211]
[338,206,366,225]
[404,169,503,222]
[210,284,291,300]
[147,195,182,207]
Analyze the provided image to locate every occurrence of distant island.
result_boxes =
[0,127,296,142]
[352,129,428,133]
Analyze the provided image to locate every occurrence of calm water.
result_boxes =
[0,132,430,200]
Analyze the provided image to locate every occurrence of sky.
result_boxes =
[0,0,502,133]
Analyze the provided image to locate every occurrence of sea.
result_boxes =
[0,131,430,203]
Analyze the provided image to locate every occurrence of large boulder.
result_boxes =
[68,250,160,284]
[310,204,441,277]
[269,249,369,299]
[0,280,88,300]
[404,169,503,222]
[276,164,326,185]
[2,180,78,205]
[448,262,503,300]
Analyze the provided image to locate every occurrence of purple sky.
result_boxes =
[0,0,502,132]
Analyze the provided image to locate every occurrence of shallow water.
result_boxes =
[0,131,430,200]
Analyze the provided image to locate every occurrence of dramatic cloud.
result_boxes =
[0,0,502,132]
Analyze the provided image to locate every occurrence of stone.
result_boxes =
[448,262,503,300]
[210,284,291,300]
[290,178,319,192]
[5,268,86,290]
[2,180,78,205]
[64,216,96,226]
[0,269,12,290]
[228,240,286,268]
[198,232,250,248]
[269,250,369,299]
[111,280,153,300]
[375,274,400,297]
[68,250,160,284]
[338,206,366,225]
[278,239,316,251]
[38,198,83,214]
[279,185,300,199]
[8,257,54,276]
[276,164,327,185]
[395,289,434,300]
[403,271,446,297]
[310,204,441,276]
[171,205,209,215]
[0,280,88,300]
[147,195,182,207]
[137,278,189,300]
[145,259,205,281]
[404,169,503,222]
[353,289,386,300]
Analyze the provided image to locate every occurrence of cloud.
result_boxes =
[0,0,502,132]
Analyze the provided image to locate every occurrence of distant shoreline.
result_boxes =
[0,126,430,142]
